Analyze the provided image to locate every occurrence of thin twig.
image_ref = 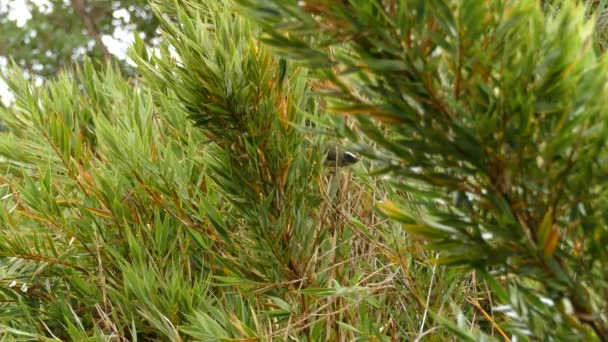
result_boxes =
[418,253,439,336]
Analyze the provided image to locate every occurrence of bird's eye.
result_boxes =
[343,152,359,163]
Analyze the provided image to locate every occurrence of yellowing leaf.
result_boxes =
[80,205,113,219]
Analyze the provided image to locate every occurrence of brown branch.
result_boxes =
[454,29,463,101]
[69,0,111,62]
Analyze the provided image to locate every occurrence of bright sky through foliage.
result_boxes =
[0,0,133,104]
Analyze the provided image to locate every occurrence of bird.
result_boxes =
[324,143,360,167]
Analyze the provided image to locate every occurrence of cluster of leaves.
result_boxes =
[241,0,608,339]
[0,0,477,340]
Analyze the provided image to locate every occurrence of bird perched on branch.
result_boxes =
[324,143,360,167]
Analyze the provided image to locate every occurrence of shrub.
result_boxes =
[0,1,466,340]
[241,0,608,339]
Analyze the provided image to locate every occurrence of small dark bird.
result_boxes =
[324,143,360,167]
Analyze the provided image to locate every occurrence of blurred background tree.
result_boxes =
[0,0,159,79]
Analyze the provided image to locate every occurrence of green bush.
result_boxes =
[242,0,608,340]
[1,0,606,340]
[0,1,469,340]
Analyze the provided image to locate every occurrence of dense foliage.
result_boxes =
[0,1,463,340]
[242,0,608,339]
[0,0,607,340]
